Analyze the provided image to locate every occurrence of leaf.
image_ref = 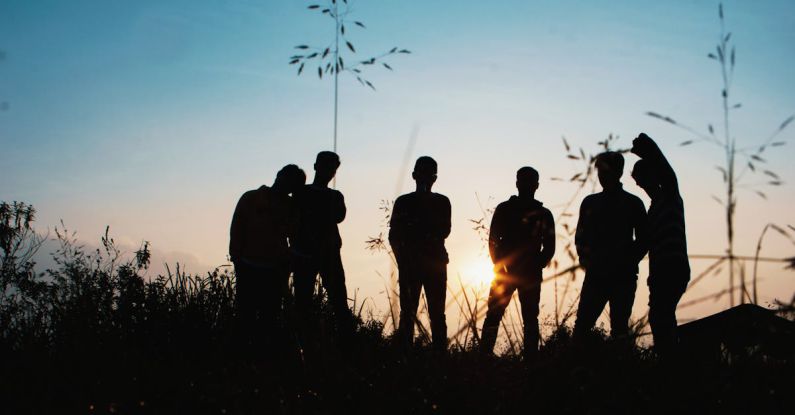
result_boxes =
[770,224,791,238]
[755,191,767,200]
[346,41,355,53]
[365,80,376,90]
[318,66,323,79]
[732,103,741,109]
[747,162,755,172]
[562,136,570,152]
[306,52,318,59]
[771,142,786,147]
[579,148,586,160]
[322,9,330,14]
[290,55,304,59]
[719,3,723,19]
[399,49,411,54]
[750,155,766,162]
[788,225,795,233]
[389,47,397,54]
[779,115,794,131]
[708,124,714,134]
[716,166,727,182]
[295,45,309,49]
[341,24,345,35]
[570,173,582,181]
[298,63,304,75]
[567,155,580,160]
[764,170,779,179]
[716,45,724,62]
[289,59,300,65]
[550,177,563,181]
[769,181,783,186]
[711,195,723,205]
[383,63,393,70]
[730,47,735,68]
[356,76,364,85]
[724,32,732,43]
[680,140,693,146]
[707,53,717,60]
[355,21,366,28]
[308,5,320,9]
[338,56,344,69]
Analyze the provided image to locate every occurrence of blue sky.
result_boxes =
[2,0,794,330]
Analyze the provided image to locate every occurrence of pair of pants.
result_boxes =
[648,277,688,356]
[293,250,353,336]
[480,271,541,355]
[397,257,448,351]
[234,261,289,346]
[574,272,637,338]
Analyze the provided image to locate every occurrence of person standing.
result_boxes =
[480,167,555,358]
[292,151,354,340]
[573,151,648,340]
[389,156,451,352]
[631,133,690,356]
[229,164,306,348]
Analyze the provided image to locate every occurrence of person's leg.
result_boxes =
[517,274,542,357]
[423,260,449,352]
[608,277,637,339]
[319,250,354,337]
[397,260,422,347]
[234,261,256,345]
[649,277,687,356]
[573,273,609,338]
[292,258,319,329]
[480,273,516,354]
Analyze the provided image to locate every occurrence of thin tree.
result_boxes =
[290,0,410,155]
[646,3,793,306]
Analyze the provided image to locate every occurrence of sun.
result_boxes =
[461,256,496,288]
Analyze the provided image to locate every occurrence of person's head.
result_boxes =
[313,151,340,184]
[516,166,539,196]
[412,156,438,192]
[273,164,306,194]
[631,159,660,195]
[595,151,624,190]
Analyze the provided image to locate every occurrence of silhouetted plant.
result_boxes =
[646,3,793,306]
[291,0,410,154]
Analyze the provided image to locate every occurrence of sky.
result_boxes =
[2,0,794,339]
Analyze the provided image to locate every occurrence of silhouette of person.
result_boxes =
[573,151,648,340]
[480,167,555,358]
[389,156,451,352]
[229,164,306,347]
[631,133,690,356]
[292,151,354,340]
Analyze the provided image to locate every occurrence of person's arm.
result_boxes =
[229,192,248,263]
[488,203,507,265]
[632,198,649,265]
[575,197,592,269]
[540,209,557,267]
[632,133,680,195]
[330,190,347,224]
[439,196,451,240]
[388,197,406,260]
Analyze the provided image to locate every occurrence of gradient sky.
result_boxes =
[2,0,794,336]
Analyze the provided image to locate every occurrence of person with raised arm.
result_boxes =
[631,133,690,357]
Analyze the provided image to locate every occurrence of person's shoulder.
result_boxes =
[581,193,598,204]
[621,189,646,208]
[432,192,451,205]
[239,187,263,201]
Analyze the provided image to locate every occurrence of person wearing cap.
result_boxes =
[389,156,451,352]
[480,166,555,358]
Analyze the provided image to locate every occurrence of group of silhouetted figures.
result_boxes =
[229,133,690,358]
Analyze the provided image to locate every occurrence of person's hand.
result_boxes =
[631,133,657,158]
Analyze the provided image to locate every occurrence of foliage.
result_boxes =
[646,3,794,306]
